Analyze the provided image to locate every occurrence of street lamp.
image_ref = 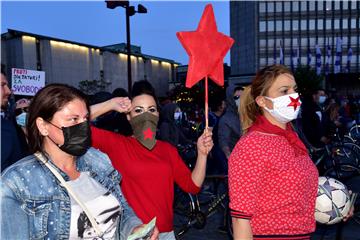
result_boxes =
[105,0,147,93]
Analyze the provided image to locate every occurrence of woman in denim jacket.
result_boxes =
[1,84,158,240]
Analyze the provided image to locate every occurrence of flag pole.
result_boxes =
[205,75,209,130]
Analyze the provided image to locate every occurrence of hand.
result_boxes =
[150,227,159,240]
[343,190,355,222]
[131,225,159,240]
[197,128,214,156]
[110,97,131,113]
[343,206,354,222]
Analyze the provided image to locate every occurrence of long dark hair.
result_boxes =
[27,84,89,153]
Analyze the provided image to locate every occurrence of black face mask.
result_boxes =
[48,121,91,156]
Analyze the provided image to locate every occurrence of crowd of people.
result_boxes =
[1,63,357,239]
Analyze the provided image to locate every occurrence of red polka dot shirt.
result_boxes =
[229,131,319,239]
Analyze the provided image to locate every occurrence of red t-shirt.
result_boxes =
[229,131,318,239]
[91,126,200,232]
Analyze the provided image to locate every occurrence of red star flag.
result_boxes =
[176,4,234,129]
[177,4,234,88]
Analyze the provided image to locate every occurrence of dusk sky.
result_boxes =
[1,0,230,65]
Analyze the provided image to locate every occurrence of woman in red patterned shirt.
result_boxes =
[228,65,319,240]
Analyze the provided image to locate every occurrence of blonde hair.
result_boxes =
[240,65,293,133]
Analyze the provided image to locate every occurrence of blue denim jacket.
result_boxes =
[1,147,142,240]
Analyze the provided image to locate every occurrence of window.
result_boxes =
[310,37,316,46]
[268,39,275,47]
[260,58,267,66]
[301,1,307,11]
[301,38,307,46]
[318,19,324,30]
[260,21,266,32]
[343,37,348,44]
[317,37,324,45]
[309,20,315,30]
[293,1,299,11]
[351,37,357,45]
[343,1,348,10]
[309,1,315,11]
[292,39,299,48]
[276,2,282,12]
[276,20,283,31]
[260,39,267,47]
[268,2,274,12]
[326,19,332,29]
[326,1,332,11]
[259,2,266,13]
[284,2,291,11]
[318,1,323,11]
[334,19,340,29]
[351,19,357,29]
[334,1,340,10]
[301,57,307,65]
[293,20,299,31]
[284,20,291,31]
[268,21,274,31]
[351,1,357,10]
[343,19,348,29]
[301,20,307,30]
[285,57,291,65]
[284,38,291,47]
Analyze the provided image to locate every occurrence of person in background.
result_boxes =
[90,80,213,239]
[229,65,319,239]
[301,89,329,148]
[206,96,227,175]
[1,64,27,171]
[1,84,157,239]
[218,85,243,159]
[322,103,345,140]
[15,98,31,137]
[158,102,191,147]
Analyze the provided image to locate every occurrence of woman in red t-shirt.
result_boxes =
[228,65,319,240]
[90,81,213,239]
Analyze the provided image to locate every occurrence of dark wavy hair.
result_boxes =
[27,84,89,153]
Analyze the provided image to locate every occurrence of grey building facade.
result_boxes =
[230,1,360,92]
[1,29,178,97]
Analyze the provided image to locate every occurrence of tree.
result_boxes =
[78,79,111,95]
[293,65,323,96]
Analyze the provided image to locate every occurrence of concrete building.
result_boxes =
[1,29,179,97]
[230,1,360,93]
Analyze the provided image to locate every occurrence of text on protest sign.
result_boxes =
[12,68,45,96]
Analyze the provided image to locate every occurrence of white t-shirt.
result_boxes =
[67,172,122,239]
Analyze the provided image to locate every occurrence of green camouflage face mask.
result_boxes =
[129,112,159,150]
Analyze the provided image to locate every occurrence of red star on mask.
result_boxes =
[176,4,234,88]
[288,96,301,111]
[143,127,154,140]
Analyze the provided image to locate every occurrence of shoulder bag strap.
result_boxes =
[34,152,104,237]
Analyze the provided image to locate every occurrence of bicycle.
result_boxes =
[173,175,231,239]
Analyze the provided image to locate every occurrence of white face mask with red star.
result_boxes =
[263,93,301,124]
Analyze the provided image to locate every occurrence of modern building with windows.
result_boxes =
[230,1,360,93]
[1,29,178,97]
